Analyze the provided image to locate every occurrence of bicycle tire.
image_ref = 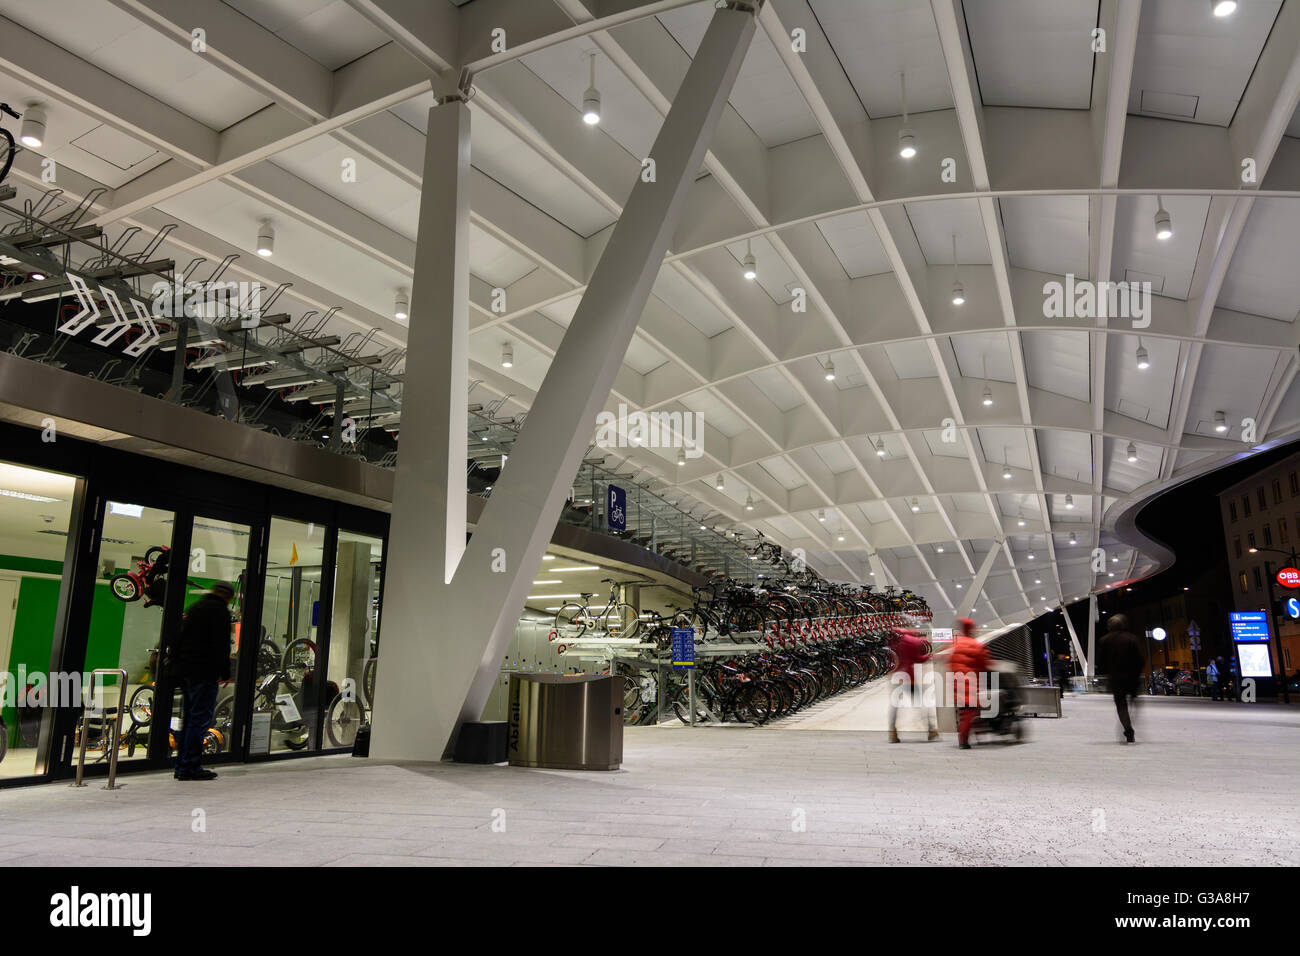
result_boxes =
[282,638,316,681]
[214,694,237,731]
[325,694,363,748]
[144,545,167,565]
[128,684,154,726]
[362,656,377,707]
[0,129,13,186]
[602,602,639,639]
[109,573,142,602]
[554,603,589,640]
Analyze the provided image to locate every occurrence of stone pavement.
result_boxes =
[0,692,1294,866]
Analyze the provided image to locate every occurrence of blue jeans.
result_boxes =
[175,678,217,774]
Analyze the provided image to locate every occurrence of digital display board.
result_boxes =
[1228,611,1270,642]
[1237,643,1273,679]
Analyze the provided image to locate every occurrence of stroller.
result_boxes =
[971,661,1026,743]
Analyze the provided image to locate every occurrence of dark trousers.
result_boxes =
[176,678,217,774]
[1111,679,1138,737]
[1210,679,1220,701]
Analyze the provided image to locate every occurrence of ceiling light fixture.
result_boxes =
[1017,510,1026,527]
[582,52,601,125]
[1069,532,1077,545]
[1065,494,1074,509]
[1127,441,1138,463]
[1154,196,1173,241]
[1136,338,1150,370]
[824,357,835,381]
[910,497,920,513]
[1213,0,1237,16]
[745,493,754,511]
[676,448,686,467]
[950,234,965,305]
[875,437,886,457]
[394,288,409,320]
[1214,410,1228,433]
[982,385,994,407]
[897,72,916,159]
[501,342,513,368]
[817,509,826,522]
[1002,462,1013,480]
[936,544,944,553]
[837,533,845,542]
[19,103,45,149]
[255,219,275,257]
[715,474,725,491]
[742,239,757,281]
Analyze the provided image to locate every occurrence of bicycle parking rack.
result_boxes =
[72,668,128,790]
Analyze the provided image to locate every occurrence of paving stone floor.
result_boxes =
[0,692,1295,866]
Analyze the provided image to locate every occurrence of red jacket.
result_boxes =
[949,634,993,707]
[892,632,931,681]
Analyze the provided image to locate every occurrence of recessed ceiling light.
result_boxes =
[1213,0,1237,16]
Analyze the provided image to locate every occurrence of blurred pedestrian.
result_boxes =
[169,581,234,780]
[1097,614,1145,743]
[1207,657,1220,700]
[1053,652,1073,698]
[949,617,993,750]
[887,628,938,743]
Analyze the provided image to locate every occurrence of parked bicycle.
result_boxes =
[108,545,170,606]
[0,103,20,185]
[550,579,639,643]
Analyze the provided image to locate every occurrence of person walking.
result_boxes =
[1053,652,1073,699]
[1097,613,1145,743]
[949,617,993,750]
[1207,657,1220,700]
[169,581,234,781]
[887,628,938,743]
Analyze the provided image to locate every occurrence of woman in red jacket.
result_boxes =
[948,617,992,750]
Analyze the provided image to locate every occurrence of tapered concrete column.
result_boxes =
[370,4,756,761]
[962,544,1001,620]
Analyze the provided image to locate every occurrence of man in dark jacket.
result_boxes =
[1097,614,1145,743]
[171,582,233,780]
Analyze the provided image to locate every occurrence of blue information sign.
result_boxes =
[607,484,626,533]
[1288,598,1300,620]
[1228,611,1270,642]
[671,627,695,669]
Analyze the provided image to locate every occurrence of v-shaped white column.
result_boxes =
[371,4,757,761]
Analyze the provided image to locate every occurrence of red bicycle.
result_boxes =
[109,546,170,606]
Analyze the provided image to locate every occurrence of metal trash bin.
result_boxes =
[507,673,623,770]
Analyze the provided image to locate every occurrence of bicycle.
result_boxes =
[109,545,170,606]
[0,104,19,185]
[550,579,639,642]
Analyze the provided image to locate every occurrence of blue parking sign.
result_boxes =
[607,484,626,532]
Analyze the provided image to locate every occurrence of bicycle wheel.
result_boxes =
[109,573,142,602]
[554,603,589,640]
[257,640,282,675]
[601,603,639,639]
[274,713,311,750]
[282,638,316,682]
[326,694,363,748]
[362,656,377,707]
[144,545,167,565]
[128,684,155,726]
[0,129,13,186]
[214,694,237,731]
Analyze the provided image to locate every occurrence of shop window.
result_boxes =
[1242,495,1251,517]
[1264,525,1273,547]
[0,462,77,779]
[1229,501,1238,522]
[1240,572,1249,593]
[1254,567,1263,590]
[1233,537,1242,558]
[322,529,384,749]
[1258,487,1267,511]
[1248,531,1256,549]
[1281,518,1289,545]
[257,518,327,754]
[1274,479,1283,504]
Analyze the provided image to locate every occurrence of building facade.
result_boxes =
[1217,452,1300,678]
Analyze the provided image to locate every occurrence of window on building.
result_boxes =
[1254,567,1264,590]
[1243,495,1252,517]
[1281,518,1289,545]
[1291,472,1298,496]
[1274,479,1283,504]
[1258,487,1268,511]
[1230,501,1239,522]
[1240,571,1249,593]
[1248,531,1256,549]
[1264,524,1273,547]
[1234,537,1242,558]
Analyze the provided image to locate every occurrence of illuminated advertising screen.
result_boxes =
[1237,643,1273,679]
[1228,612,1270,642]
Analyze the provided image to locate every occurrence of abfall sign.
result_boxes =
[1276,567,1300,589]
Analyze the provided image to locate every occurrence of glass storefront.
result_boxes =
[0,423,389,786]
[0,463,77,779]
